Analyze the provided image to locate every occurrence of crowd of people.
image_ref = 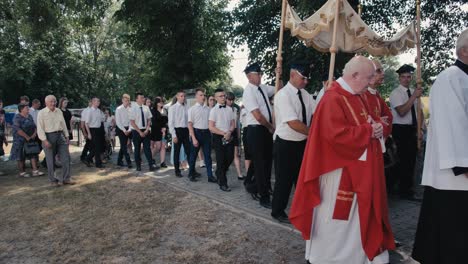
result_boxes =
[0,28,466,264]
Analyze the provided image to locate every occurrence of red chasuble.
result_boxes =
[289,81,395,260]
[361,89,393,138]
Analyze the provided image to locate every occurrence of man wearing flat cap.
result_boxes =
[389,64,423,200]
[242,62,277,208]
[271,63,316,223]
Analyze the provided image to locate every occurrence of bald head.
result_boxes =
[456,28,468,63]
[342,56,375,94]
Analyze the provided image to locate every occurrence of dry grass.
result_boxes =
[0,148,304,264]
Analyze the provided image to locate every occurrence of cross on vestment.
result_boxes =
[374,107,380,117]
[360,108,368,120]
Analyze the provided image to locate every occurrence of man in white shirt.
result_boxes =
[129,92,156,172]
[168,90,191,177]
[29,99,41,125]
[85,97,106,169]
[80,99,92,164]
[115,94,133,168]
[272,63,316,223]
[389,64,422,200]
[412,28,468,264]
[188,88,213,182]
[209,88,235,192]
[242,63,277,208]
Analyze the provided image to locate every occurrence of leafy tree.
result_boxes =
[115,0,232,96]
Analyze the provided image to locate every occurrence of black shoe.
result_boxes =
[260,197,272,209]
[82,159,92,167]
[238,175,246,180]
[96,165,105,169]
[220,185,231,192]
[193,171,202,178]
[175,171,183,178]
[189,176,198,182]
[117,161,125,167]
[208,177,217,183]
[149,165,159,171]
[127,164,133,169]
[160,162,167,168]
[136,165,142,171]
[271,214,291,224]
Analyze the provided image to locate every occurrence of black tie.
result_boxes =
[219,105,226,108]
[140,106,145,128]
[297,90,307,124]
[257,87,272,123]
[406,89,417,126]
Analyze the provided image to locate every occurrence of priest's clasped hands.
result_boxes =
[368,116,383,138]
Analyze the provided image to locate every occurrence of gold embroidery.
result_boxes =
[360,108,368,120]
[341,96,360,126]
[336,196,354,202]
[337,190,354,195]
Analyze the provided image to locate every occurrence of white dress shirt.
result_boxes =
[274,82,316,141]
[115,104,131,132]
[240,108,248,128]
[242,83,275,126]
[81,107,90,123]
[209,104,234,133]
[129,103,152,130]
[29,107,39,125]
[188,102,210,129]
[389,85,421,125]
[86,107,105,128]
[168,102,188,136]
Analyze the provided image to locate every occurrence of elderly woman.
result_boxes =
[11,103,44,177]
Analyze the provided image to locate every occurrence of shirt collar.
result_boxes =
[286,82,301,94]
[398,84,410,91]
[337,77,355,95]
[368,87,377,95]
[455,59,468,75]
[215,103,226,108]
[45,107,57,113]
[195,102,202,107]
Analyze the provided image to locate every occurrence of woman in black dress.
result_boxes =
[150,97,169,168]
[59,97,73,140]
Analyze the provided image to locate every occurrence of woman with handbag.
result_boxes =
[10,103,44,177]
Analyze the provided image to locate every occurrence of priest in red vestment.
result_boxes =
[290,56,395,264]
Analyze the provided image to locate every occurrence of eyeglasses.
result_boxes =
[295,70,310,81]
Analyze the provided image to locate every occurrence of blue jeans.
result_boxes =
[189,129,213,178]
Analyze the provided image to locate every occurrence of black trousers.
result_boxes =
[132,130,152,166]
[246,125,273,198]
[212,134,234,187]
[391,124,417,195]
[80,132,91,161]
[412,186,468,264]
[173,127,190,173]
[272,137,306,217]
[116,127,131,165]
[87,125,105,166]
[242,127,251,160]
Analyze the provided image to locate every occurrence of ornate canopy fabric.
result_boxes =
[285,0,417,56]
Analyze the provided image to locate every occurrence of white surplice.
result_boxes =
[305,169,389,264]
[421,65,468,191]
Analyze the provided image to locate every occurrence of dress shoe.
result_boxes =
[238,175,246,180]
[175,171,183,178]
[63,181,76,185]
[189,176,198,182]
[96,165,105,169]
[160,162,167,168]
[117,161,125,167]
[50,182,60,187]
[272,214,291,224]
[149,165,159,171]
[193,171,202,178]
[208,177,217,183]
[260,197,272,209]
[82,160,92,167]
[219,185,231,192]
[127,163,133,169]
[136,165,142,171]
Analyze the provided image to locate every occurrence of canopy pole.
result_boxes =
[327,0,341,88]
[358,2,362,16]
[416,0,423,150]
[275,0,288,93]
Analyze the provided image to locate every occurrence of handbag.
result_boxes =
[23,140,41,155]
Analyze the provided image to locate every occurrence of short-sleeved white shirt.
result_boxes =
[86,107,105,128]
[240,108,248,128]
[274,82,316,141]
[188,102,210,130]
[129,103,152,130]
[168,102,189,136]
[81,107,90,123]
[242,83,275,126]
[389,85,421,125]
[209,104,234,133]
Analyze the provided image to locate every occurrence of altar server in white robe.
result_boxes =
[412,28,468,264]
